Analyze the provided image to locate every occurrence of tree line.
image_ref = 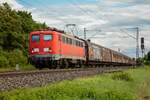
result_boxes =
[0,3,47,68]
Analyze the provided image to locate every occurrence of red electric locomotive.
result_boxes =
[29,29,86,69]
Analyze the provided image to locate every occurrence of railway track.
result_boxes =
[0,67,130,92]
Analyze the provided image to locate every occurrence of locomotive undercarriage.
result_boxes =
[29,55,85,69]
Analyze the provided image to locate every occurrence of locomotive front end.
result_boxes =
[29,31,60,68]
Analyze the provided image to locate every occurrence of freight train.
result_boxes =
[28,28,135,69]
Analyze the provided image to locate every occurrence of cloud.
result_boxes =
[0,0,23,9]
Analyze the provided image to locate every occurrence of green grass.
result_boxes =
[0,66,150,100]
[0,64,36,72]
[111,71,133,81]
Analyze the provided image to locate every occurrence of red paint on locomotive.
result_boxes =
[29,30,86,67]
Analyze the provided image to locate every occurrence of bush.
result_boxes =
[112,72,133,81]
[7,49,27,67]
[0,49,27,68]
[144,61,150,65]
[0,49,9,68]
[0,55,9,68]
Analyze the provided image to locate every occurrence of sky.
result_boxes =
[0,0,150,57]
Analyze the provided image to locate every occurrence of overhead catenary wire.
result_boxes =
[65,0,97,19]
[120,29,136,39]
[65,0,110,29]
[121,27,150,55]
[73,0,110,19]
[71,0,149,48]
[18,0,68,28]
[121,27,150,46]
[66,0,133,40]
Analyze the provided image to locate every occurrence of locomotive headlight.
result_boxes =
[32,48,39,53]
[44,48,52,52]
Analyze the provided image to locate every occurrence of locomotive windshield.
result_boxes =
[32,35,40,42]
[44,34,52,41]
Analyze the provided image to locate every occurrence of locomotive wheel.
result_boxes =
[35,64,42,70]
[56,61,60,69]
[69,63,75,68]
[50,61,58,69]
[79,61,83,68]
[63,60,69,68]
[58,60,67,69]
[76,62,81,68]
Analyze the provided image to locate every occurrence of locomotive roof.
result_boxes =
[30,30,84,42]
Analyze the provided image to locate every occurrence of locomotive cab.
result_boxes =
[29,30,86,69]
[30,32,53,55]
[29,31,61,68]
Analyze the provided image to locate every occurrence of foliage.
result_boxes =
[0,49,27,68]
[147,51,150,61]
[0,54,9,68]
[144,51,150,61]
[1,67,150,100]
[0,3,48,68]
[144,61,150,65]
[7,49,27,67]
[143,51,150,65]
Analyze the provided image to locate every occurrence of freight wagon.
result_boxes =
[85,40,134,66]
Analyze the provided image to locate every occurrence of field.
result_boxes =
[0,66,150,100]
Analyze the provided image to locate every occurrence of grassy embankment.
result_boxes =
[0,66,150,100]
[0,64,36,72]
